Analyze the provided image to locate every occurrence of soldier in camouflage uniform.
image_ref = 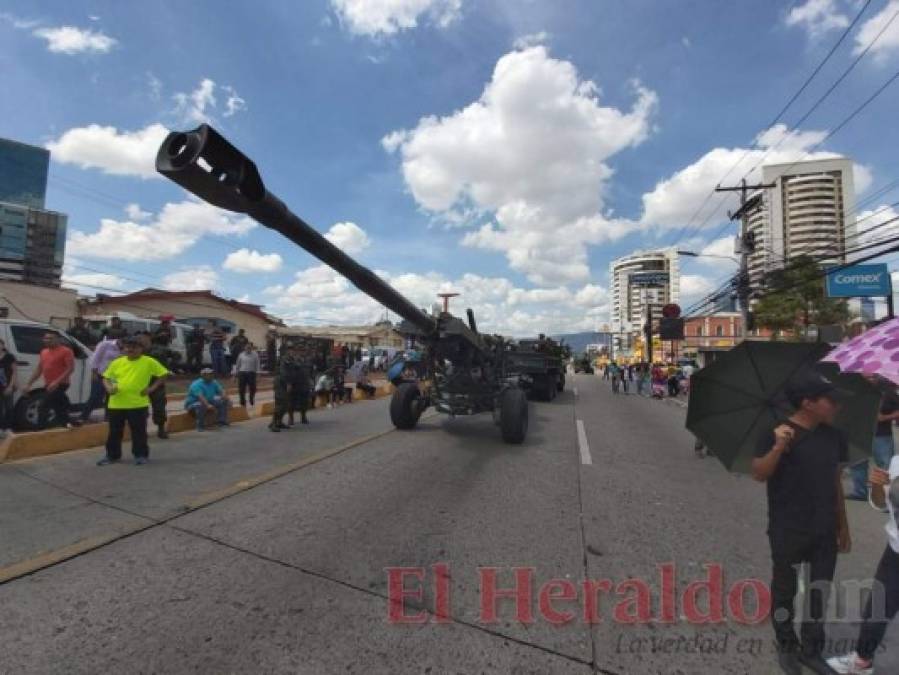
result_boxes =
[269,341,312,431]
[287,342,312,426]
[269,346,289,432]
[145,341,171,439]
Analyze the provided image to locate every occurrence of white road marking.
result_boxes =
[576,419,592,465]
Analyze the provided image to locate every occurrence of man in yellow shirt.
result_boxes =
[98,337,168,466]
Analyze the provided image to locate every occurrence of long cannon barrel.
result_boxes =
[155,124,436,334]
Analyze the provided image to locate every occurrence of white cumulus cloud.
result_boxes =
[46,123,169,179]
[223,248,284,273]
[640,123,871,231]
[67,199,255,261]
[266,263,608,335]
[384,45,656,284]
[854,0,899,62]
[33,25,117,54]
[162,266,220,292]
[331,0,462,36]
[785,0,849,38]
[324,222,371,254]
[172,78,247,124]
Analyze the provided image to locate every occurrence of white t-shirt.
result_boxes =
[885,456,899,553]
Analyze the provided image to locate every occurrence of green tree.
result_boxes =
[753,256,849,339]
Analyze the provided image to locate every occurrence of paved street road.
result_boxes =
[2,374,898,674]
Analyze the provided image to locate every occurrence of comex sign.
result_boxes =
[825,263,892,298]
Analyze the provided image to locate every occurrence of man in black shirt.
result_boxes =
[752,373,850,675]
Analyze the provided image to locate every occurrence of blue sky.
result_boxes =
[2,0,899,334]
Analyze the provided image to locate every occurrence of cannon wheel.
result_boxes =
[390,382,422,430]
[500,387,528,444]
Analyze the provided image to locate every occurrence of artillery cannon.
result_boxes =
[507,335,569,401]
[155,125,529,443]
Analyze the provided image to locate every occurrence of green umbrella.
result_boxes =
[817,363,889,464]
[686,341,880,473]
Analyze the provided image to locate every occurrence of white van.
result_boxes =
[0,319,93,431]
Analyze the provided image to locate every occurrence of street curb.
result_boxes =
[0,407,250,463]
[0,383,397,464]
[0,382,393,464]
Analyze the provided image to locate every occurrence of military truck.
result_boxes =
[507,335,569,401]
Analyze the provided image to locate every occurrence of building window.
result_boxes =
[715,326,724,337]
[696,326,703,337]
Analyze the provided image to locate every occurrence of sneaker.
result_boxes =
[777,652,802,675]
[96,457,119,466]
[798,652,839,675]
[269,424,281,433]
[826,653,872,675]
[218,421,229,427]
[134,457,148,466]
[157,429,169,440]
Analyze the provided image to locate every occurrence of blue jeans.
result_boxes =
[81,375,107,421]
[851,434,895,498]
[187,399,229,429]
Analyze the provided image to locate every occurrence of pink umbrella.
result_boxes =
[823,317,899,384]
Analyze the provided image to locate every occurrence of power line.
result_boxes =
[735,1,899,184]
[666,0,875,249]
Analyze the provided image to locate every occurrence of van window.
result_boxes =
[9,326,86,359]
[10,325,46,354]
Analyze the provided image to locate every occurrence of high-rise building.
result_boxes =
[0,137,67,287]
[0,138,49,209]
[610,248,680,345]
[742,157,855,287]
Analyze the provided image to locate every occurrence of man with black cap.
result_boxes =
[752,372,850,675]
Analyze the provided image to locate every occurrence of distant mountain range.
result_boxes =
[551,331,612,355]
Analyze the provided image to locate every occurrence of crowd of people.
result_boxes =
[600,360,694,398]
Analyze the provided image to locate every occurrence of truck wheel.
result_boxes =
[500,387,528,444]
[14,391,52,432]
[557,373,565,393]
[390,382,422,430]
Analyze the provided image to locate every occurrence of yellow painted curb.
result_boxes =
[2,406,252,463]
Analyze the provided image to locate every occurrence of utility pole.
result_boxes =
[715,178,775,340]
[644,303,653,365]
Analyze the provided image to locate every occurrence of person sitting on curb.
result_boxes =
[184,368,231,431]
[356,366,376,399]
[315,370,335,408]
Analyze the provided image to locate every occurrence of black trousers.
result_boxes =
[289,385,309,415]
[106,407,149,460]
[238,372,257,406]
[857,545,899,660]
[149,384,167,427]
[769,528,838,655]
[39,384,70,428]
